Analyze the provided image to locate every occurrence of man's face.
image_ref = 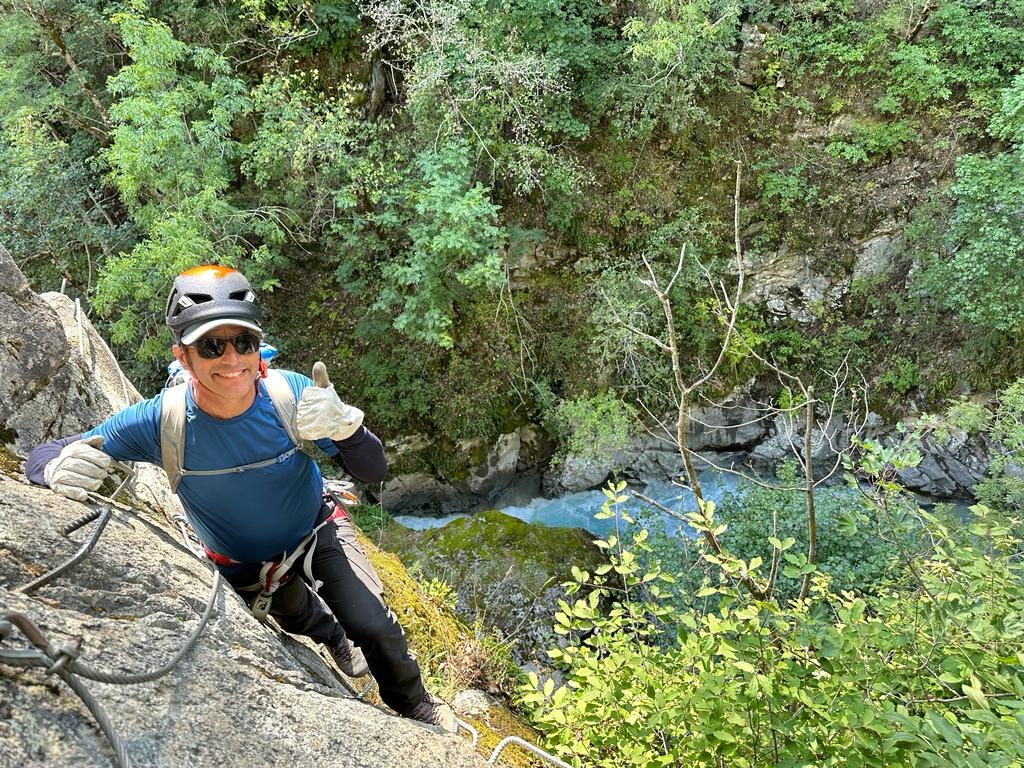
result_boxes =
[173,324,261,408]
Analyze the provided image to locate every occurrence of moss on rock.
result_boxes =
[370,509,606,668]
[355,526,523,700]
[455,690,550,768]
[0,443,24,476]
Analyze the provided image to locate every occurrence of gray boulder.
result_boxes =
[0,246,113,454]
[686,401,769,452]
[379,471,477,514]
[381,424,552,514]
[896,428,988,498]
[747,412,849,473]
[463,431,520,498]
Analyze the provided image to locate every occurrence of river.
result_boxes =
[392,471,743,536]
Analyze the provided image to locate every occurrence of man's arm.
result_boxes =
[25,433,85,485]
[26,397,163,496]
[330,427,387,484]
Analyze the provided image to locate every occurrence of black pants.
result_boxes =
[221,508,426,713]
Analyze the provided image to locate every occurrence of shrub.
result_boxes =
[521,485,1024,767]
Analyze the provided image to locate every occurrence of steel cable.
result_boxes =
[15,507,113,594]
[69,572,221,685]
[0,613,131,767]
[487,735,574,768]
[57,666,133,768]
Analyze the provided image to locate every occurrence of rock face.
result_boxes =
[0,247,115,454]
[383,403,990,514]
[0,252,488,768]
[379,509,603,669]
[380,424,552,515]
[0,479,485,768]
[896,428,989,498]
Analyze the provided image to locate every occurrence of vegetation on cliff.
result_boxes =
[3,0,1024,442]
[521,395,1024,766]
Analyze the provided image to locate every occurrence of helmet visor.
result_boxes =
[179,317,263,345]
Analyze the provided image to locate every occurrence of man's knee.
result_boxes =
[345,604,405,645]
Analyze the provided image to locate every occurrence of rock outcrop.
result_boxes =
[0,478,485,768]
[380,424,552,515]
[895,427,989,498]
[0,250,488,768]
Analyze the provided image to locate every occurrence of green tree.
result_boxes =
[373,139,506,348]
[915,73,1024,334]
[614,0,741,139]
[94,13,284,366]
[0,3,127,292]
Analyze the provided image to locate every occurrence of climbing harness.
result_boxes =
[247,501,349,621]
[201,479,362,621]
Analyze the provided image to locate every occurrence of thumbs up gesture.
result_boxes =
[296,361,364,441]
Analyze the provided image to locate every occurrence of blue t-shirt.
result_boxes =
[83,370,338,563]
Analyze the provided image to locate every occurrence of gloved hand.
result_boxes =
[43,435,113,501]
[297,361,364,442]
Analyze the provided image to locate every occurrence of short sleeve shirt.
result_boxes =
[83,370,338,562]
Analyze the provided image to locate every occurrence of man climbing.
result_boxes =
[24,265,457,732]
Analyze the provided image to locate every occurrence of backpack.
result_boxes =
[159,369,316,492]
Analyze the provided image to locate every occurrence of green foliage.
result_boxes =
[522,476,1024,767]
[103,14,248,220]
[0,6,131,293]
[364,0,604,198]
[765,0,1024,117]
[913,74,1024,335]
[928,0,1024,109]
[545,391,638,466]
[715,476,917,600]
[879,355,920,396]
[429,350,515,440]
[825,119,918,166]
[372,140,506,348]
[613,0,741,139]
[975,379,1024,513]
[755,162,817,217]
[354,341,439,433]
[0,109,131,293]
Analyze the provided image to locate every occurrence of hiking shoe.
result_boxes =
[327,637,368,678]
[403,692,458,733]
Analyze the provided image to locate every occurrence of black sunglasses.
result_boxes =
[190,332,261,359]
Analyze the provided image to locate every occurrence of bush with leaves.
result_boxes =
[521,479,1024,768]
[634,470,920,608]
[371,139,506,348]
[913,72,1024,335]
[613,0,741,140]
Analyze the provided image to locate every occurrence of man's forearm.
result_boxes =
[331,427,387,483]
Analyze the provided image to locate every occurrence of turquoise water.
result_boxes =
[393,471,742,535]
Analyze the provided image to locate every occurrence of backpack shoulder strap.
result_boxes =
[263,369,317,457]
[159,384,188,493]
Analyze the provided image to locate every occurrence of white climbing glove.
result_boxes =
[43,435,113,502]
[297,361,364,442]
